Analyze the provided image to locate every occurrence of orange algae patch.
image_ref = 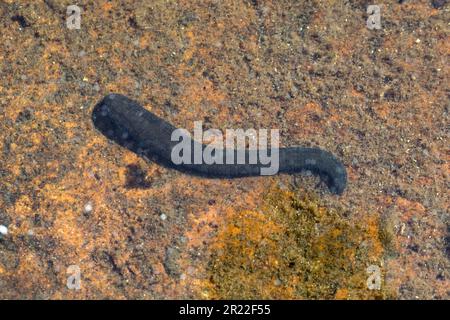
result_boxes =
[204,187,396,299]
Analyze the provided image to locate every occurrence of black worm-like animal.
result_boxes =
[92,94,347,194]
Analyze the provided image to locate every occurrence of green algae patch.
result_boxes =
[204,187,395,299]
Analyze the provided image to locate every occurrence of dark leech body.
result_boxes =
[92,94,347,194]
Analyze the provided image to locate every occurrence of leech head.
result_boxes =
[92,95,136,149]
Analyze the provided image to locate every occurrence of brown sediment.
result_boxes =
[0,0,448,299]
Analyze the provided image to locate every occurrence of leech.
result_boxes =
[92,94,347,194]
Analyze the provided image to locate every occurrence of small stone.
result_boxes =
[160,213,167,221]
[0,224,8,237]
[93,83,100,92]
[431,0,447,9]
[83,202,93,214]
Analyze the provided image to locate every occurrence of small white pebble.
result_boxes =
[0,225,8,236]
[160,213,167,221]
[180,273,186,280]
[415,38,421,43]
[27,229,34,236]
[84,202,93,214]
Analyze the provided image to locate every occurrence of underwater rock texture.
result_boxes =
[0,0,448,299]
